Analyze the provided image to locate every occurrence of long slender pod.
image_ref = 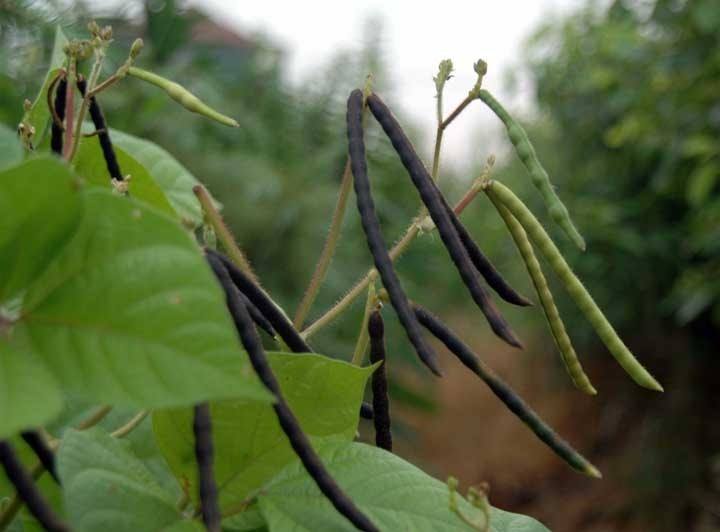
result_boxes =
[50,78,67,155]
[207,250,374,420]
[0,441,70,532]
[347,89,442,375]
[412,305,601,478]
[193,404,221,532]
[209,249,310,353]
[366,92,522,348]
[20,430,59,483]
[438,191,532,307]
[488,196,596,394]
[478,89,585,251]
[206,254,379,532]
[486,180,663,391]
[77,77,123,181]
[368,310,392,451]
[237,289,276,338]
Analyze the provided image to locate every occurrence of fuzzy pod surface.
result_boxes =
[20,430,59,483]
[50,78,67,155]
[438,191,532,307]
[478,89,585,251]
[368,310,392,451]
[346,89,442,376]
[193,403,221,532]
[0,441,69,532]
[486,180,663,392]
[206,253,380,532]
[77,77,123,181]
[489,197,596,395]
[366,92,522,348]
[412,305,601,478]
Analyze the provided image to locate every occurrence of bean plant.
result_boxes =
[0,22,662,532]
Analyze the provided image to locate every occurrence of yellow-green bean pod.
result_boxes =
[486,180,663,392]
[128,67,239,127]
[489,195,596,395]
[478,89,585,251]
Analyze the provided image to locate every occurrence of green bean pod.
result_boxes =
[489,196,596,395]
[486,180,663,392]
[128,67,239,127]
[478,89,586,251]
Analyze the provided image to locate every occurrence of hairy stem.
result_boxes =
[61,58,76,160]
[194,184,259,286]
[67,47,106,162]
[350,282,376,366]
[110,410,149,438]
[294,160,354,329]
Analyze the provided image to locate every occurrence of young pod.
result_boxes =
[50,77,67,155]
[485,180,663,392]
[193,403,221,532]
[77,77,123,181]
[346,89,442,376]
[206,253,379,532]
[20,430,59,483]
[438,191,532,307]
[366,92,522,349]
[488,197,596,394]
[412,305,601,478]
[368,310,392,451]
[477,89,585,251]
[127,67,239,128]
[0,441,69,532]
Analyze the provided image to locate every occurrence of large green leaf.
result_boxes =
[73,135,177,217]
[0,123,23,170]
[0,157,82,303]
[110,130,212,227]
[21,26,68,149]
[57,428,197,532]
[153,353,375,510]
[257,442,551,532]
[1,180,270,436]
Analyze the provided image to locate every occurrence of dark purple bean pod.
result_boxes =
[236,287,276,338]
[366,92,522,349]
[206,249,374,418]
[50,78,67,155]
[76,77,123,181]
[347,89,442,376]
[208,249,310,353]
[359,402,374,420]
[0,441,70,532]
[438,193,532,307]
[206,253,379,532]
[20,430,58,484]
[193,403,221,532]
[412,304,601,478]
[368,310,392,451]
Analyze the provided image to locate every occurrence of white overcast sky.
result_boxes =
[96,0,585,171]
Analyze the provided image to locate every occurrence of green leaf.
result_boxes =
[0,157,82,303]
[73,135,177,217]
[21,26,68,148]
[110,130,214,228]
[153,353,375,510]
[686,162,718,207]
[57,428,196,532]
[1,182,270,437]
[257,442,550,532]
[0,123,23,170]
[223,504,267,531]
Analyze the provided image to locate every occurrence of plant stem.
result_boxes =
[61,58,76,160]
[67,47,106,163]
[193,185,259,285]
[110,410,149,438]
[350,283,376,366]
[76,405,113,430]
[302,179,483,339]
[293,160,353,329]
